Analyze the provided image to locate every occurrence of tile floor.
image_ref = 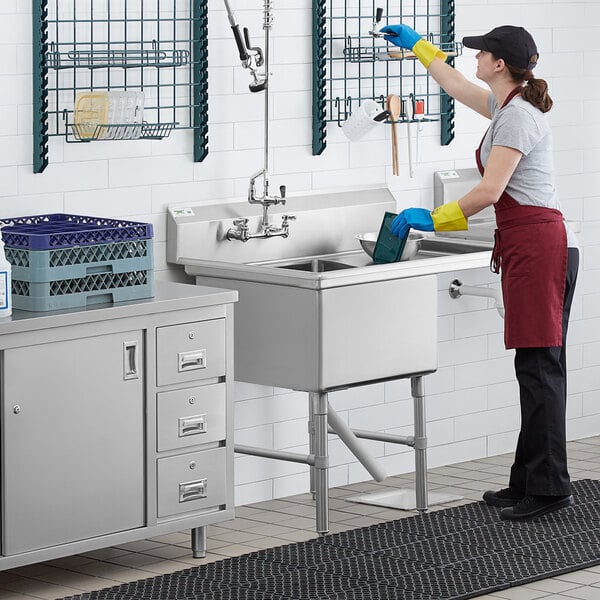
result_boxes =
[2,437,600,599]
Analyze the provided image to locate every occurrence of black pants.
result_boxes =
[508,248,579,497]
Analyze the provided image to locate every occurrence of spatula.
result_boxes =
[386,94,401,176]
[372,211,409,264]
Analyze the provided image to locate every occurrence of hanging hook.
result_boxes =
[334,97,343,126]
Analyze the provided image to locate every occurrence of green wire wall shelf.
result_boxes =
[312,0,458,155]
[32,0,208,173]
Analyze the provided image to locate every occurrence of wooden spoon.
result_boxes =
[386,94,401,176]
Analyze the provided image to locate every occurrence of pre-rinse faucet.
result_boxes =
[223,0,293,243]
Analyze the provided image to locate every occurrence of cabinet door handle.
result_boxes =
[179,478,207,503]
[178,414,207,437]
[123,341,139,380]
[178,349,206,372]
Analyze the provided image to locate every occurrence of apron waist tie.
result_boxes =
[491,229,502,274]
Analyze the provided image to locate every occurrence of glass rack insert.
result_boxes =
[312,0,458,155]
[33,0,208,173]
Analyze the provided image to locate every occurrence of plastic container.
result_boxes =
[341,99,382,141]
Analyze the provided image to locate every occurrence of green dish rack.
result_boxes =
[32,0,209,173]
[312,0,458,155]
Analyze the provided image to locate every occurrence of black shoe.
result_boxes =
[500,494,574,521]
[482,487,524,508]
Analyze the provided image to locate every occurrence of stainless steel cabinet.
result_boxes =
[2,331,145,555]
[0,281,237,570]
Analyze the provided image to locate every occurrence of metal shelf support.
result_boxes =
[193,0,209,162]
[32,0,49,174]
[312,0,327,155]
[440,0,456,145]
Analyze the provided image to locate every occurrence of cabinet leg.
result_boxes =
[311,392,329,535]
[191,526,207,558]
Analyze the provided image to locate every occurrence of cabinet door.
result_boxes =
[2,331,145,555]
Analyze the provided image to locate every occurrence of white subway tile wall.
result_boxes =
[2,1,598,506]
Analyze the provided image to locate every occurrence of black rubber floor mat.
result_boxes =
[59,479,600,600]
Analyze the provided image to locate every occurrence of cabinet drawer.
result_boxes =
[157,383,226,452]
[157,448,227,517]
[156,319,225,387]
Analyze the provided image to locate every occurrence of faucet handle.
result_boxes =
[282,214,296,224]
[233,217,249,227]
[279,185,287,199]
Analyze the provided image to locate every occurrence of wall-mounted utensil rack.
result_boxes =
[312,0,458,155]
[32,0,208,173]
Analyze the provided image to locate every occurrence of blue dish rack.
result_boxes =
[2,214,154,312]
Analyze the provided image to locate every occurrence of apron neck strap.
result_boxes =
[501,86,523,109]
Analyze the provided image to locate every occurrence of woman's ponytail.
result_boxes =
[521,76,553,113]
[505,63,553,113]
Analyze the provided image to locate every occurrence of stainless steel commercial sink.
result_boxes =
[167,187,493,533]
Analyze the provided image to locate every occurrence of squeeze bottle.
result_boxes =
[0,228,12,318]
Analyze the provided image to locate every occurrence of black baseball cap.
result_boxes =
[462,26,538,70]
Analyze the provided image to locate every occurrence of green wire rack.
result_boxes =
[32,0,208,173]
[312,0,458,155]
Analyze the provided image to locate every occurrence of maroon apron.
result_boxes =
[476,87,567,349]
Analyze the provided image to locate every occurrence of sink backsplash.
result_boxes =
[167,188,395,265]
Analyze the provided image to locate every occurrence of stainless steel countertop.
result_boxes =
[0,281,238,336]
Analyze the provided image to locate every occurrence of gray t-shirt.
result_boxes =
[480,93,578,248]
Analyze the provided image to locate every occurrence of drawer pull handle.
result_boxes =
[179,478,207,503]
[178,350,206,372]
[179,414,207,437]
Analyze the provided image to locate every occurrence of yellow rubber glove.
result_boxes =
[412,38,448,69]
[430,201,468,231]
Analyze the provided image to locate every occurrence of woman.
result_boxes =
[380,24,579,521]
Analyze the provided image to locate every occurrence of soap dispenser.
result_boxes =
[0,226,12,317]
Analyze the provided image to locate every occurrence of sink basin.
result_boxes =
[277,259,354,272]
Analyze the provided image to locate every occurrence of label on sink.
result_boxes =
[171,207,195,217]
[438,170,460,179]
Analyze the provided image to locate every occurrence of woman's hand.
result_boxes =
[391,209,434,239]
[380,24,447,69]
[379,24,421,50]
[391,202,468,239]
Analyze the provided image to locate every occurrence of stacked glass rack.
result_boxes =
[2,214,154,312]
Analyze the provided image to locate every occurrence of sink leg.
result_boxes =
[311,391,329,534]
[191,526,206,558]
[308,393,316,500]
[411,376,428,512]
